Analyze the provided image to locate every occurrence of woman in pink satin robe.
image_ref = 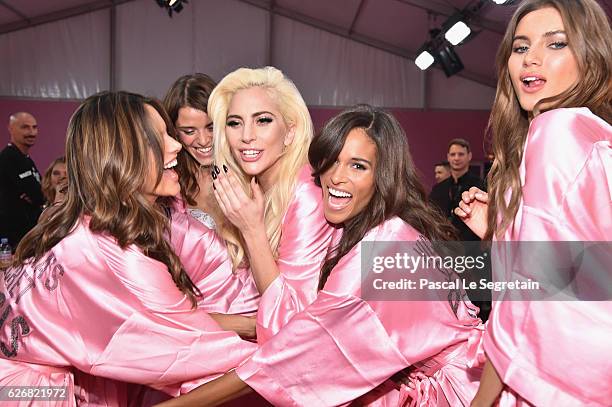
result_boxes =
[455,1,612,405]
[207,67,336,344]
[163,73,221,230]
[158,104,486,407]
[0,91,260,406]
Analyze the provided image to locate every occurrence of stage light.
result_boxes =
[491,0,512,4]
[444,21,471,45]
[435,43,464,77]
[156,0,188,17]
[415,50,435,70]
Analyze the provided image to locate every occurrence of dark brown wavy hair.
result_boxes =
[310,104,456,289]
[15,91,201,307]
[163,73,217,206]
[486,0,612,240]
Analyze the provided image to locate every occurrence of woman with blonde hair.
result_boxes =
[455,0,612,405]
[163,73,221,229]
[208,66,336,343]
[0,91,258,404]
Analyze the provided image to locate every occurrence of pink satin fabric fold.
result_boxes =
[255,165,337,343]
[237,216,484,406]
[484,108,612,406]
[0,216,257,405]
[168,208,260,315]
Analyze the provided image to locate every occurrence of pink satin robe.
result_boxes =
[236,216,485,406]
[0,213,259,406]
[255,165,337,343]
[484,108,612,406]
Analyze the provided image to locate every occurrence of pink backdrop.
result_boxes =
[0,99,490,189]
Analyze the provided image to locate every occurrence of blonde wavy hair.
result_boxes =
[486,0,612,240]
[208,67,313,269]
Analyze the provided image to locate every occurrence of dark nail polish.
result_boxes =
[213,183,216,190]
[211,171,217,180]
[214,165,220,174]
[254,177,258,184]
[223,164,228,173]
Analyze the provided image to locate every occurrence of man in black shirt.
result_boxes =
[0,112,44,249]
[430,138,490,320]
[430,138,485,241]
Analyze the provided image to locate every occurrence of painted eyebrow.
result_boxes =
[351,157,373,165]
[226,111,276,120]
[512,30,566,42]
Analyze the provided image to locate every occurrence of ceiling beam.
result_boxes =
[348,0,366,35]
[395,0,507,35]
[0,0,134,35]
[0,1,30,22]
[237,0,496,88]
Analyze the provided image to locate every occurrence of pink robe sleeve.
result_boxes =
[0,223,257,402]
[484,108,612,406]
[237,218,482,406]
[256,165,336,343]
[169,209,259,315]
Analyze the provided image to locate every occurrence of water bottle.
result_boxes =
[0,238,12,270]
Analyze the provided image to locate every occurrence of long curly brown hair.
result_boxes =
[310,104,456,290]
[486,0,612,240]
[15,91,201,307]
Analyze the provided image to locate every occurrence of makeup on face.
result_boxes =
[508,7,579,113]
[143,105,182,203]
[225,87,293,188]
[320,128,377,225]
[176,106,214,166]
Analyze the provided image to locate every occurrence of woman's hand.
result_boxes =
[454,187,489,239]
[209,314,257,340]
[212,165,265,237]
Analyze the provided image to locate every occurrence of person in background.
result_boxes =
[430,138,485,242]
[38,156,68,223]
[0,112,45,249]
[163,73,221,229]
[430,138,490,320]
[41,156,67,206]
[457,0,612,405]
[433,160,451,184]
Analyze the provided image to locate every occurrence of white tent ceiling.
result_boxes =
[1,0,610,107]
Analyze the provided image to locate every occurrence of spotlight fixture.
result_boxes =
[442,13,472,46]
[435,43,464,77]
[444,21,471,45]
[156,0,188,17]
[415,50,435,70]
[413,28,464,77]
[491,0,514,4]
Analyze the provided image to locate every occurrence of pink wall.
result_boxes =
[0,98,490,190]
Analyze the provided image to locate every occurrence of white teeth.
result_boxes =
[328,187,352,198]
[523,76,538,82]
[164,159,177,169]
[197,146,212,153]
[242,150,260,157]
